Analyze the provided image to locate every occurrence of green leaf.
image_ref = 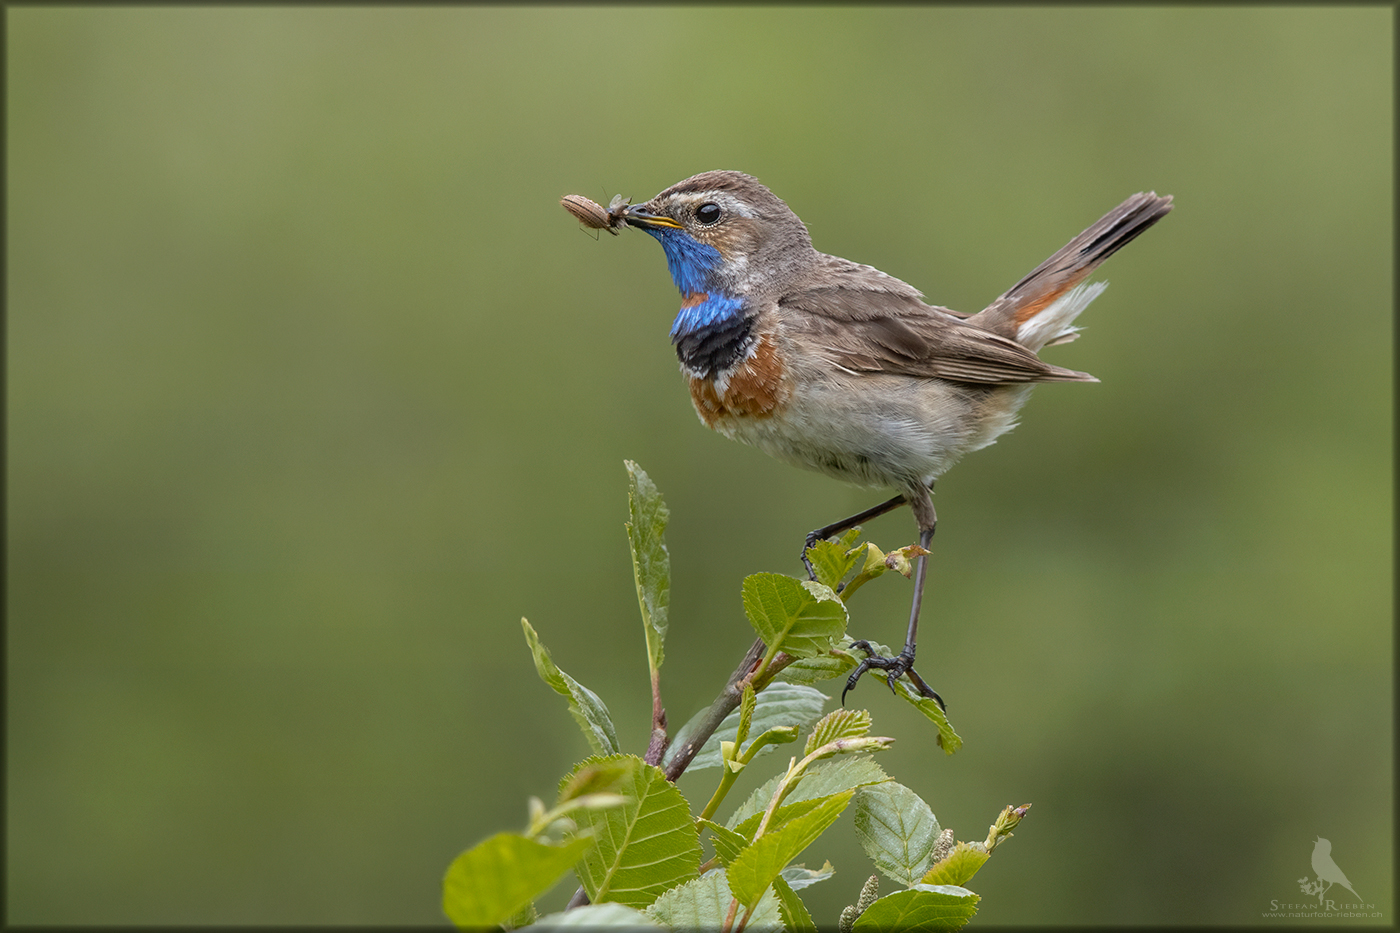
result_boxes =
[742,573,848,659]
[805,708,871,755]
[504,899,538,931]
[646,868,783,933]
[732,796,833,843]
[523,902,662,928]
[851,885,980,932]
[625,461,670,673]
[698,818,750,865]
[804,529,862,590]
[727,756,889,829]
[772,873,818,933]
[567,754,701,909]
[777,649,859,686]
[920,842,990,887]
[891,679,962,755]
[442,833,591,929]
[727,790,856,908]
[522,619,619,755]
[670,681,828,771]
[853,782,941,887]
[557,758,635,804]
[781,861,835,890]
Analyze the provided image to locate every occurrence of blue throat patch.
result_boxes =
[641,227,748,341]
[643,226,722,295]
[670,292,748,342]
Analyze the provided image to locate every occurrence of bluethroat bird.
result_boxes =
[572,171,1172,707]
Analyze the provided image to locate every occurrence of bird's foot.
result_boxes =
[842,640,945,711]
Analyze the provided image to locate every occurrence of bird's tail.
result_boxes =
[972,192,1173,351]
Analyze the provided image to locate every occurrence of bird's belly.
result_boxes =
[694,367,1035,490]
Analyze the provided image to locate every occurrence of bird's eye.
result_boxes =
[695,203,722,225]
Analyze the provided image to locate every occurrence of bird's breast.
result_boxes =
[688,332,792,427]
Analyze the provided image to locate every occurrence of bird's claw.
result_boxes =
[841,641,945,711]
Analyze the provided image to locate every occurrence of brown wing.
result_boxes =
[777,280,1096,385]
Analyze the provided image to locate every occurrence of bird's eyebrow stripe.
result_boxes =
[663,191,758,219]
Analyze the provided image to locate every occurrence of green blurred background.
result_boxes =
[7,6,1391,926]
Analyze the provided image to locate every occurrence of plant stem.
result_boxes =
[720,892,741,933]
[751,757,800,840]
[643,668,668,766]
[697,760,741,823]
[697,725,798,823]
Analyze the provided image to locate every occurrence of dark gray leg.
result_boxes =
[842,487,944,709]
[801,492,908,579]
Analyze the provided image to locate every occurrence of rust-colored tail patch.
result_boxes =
[1011,268,1094,325]
[977,192,1173,337]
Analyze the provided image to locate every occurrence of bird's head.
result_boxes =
[622,171,816,298]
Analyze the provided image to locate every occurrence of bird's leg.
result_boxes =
[801,492,908,580]
[843,487,944,710]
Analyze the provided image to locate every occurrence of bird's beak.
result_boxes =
[623,204,683,230]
